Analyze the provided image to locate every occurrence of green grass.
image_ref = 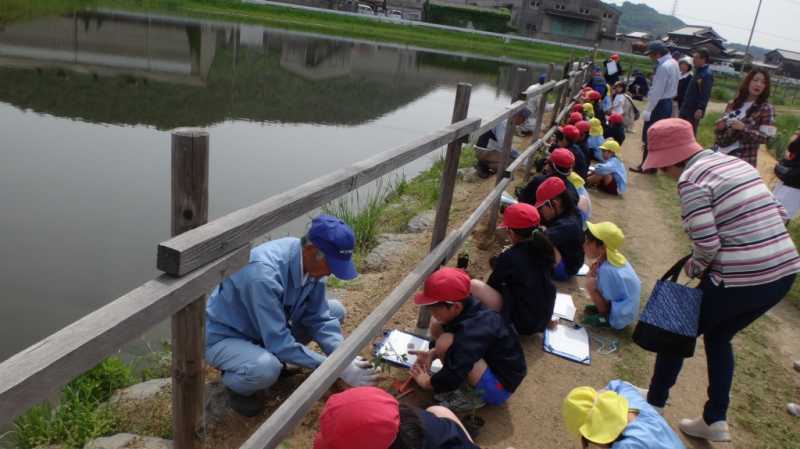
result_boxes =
[696,112,722,149]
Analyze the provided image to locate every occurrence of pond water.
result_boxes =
[0,9,551,362]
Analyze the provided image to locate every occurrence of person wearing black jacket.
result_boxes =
[517,148,579,208]
[470,203,557,335]
[676,57,693,111]
[679,49,714,134]
[774,129,800,220]
[534,177,585,281]
[410,268,527,412]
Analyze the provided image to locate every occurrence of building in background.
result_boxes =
[663,26,727,60]
[765,49,800,79]
[620,31,652,54]
[513,0,624,49]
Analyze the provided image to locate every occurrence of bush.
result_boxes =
[711,86,734,103]
[424,2,514,33]
[12,357,135,449]
[768,114,800,160]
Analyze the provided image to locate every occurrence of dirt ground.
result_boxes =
[199,108,800,449]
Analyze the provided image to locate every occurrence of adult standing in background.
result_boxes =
[680,49,714,134]
[630,41,679,174]
[641,119,800,443]
[713,69,776,168]
[675,57,693,114]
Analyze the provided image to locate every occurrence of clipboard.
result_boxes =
[544,323,591,365]
[374,330,431,368]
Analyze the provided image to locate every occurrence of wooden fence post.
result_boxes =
[415,83,472,331]
[170,128,209,449]
[524,63,555,182]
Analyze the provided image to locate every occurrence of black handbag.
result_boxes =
[633,255,703,358]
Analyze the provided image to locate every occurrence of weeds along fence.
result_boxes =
[0,58,592,449]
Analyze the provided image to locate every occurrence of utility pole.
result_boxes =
[744,0,764,70]
[671,0,678,17]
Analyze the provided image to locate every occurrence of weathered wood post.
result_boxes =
[416,83,472,331]
[524,63,555,182]
[170,129,209,449]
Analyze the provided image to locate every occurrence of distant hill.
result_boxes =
[606,1,771,59]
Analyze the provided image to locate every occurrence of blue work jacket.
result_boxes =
[205,238,342,369]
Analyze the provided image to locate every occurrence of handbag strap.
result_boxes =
[662,255,692,283]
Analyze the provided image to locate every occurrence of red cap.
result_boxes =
[560,125,581,142]
[571,103,584,113]
[587,90,602,101]
[414,267,471,306]
[534,177,567,208]
[575,120,591,135]
[611,54,620,61]
[568,112,583,124]
[549,148,576,169]
[608,113,624,125]
[501,203,541,229]
[313,387,399,449]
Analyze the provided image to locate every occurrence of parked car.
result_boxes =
[357,3,374,15]
[388,9,403,19]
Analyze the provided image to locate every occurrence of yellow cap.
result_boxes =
[599,138,622,158]
[582,102,594,115]
[567,171,585,189]
[589,118,603,136]
[586,221,627,267]
[563,387,629,445]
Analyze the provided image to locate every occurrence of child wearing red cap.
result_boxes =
[555,125,589,178]
[605,113,626,147]
[410,268,527,412]
[470,203,557,335]
[313,386,479,449]
[518,148,591,221]
[535,178,586,281]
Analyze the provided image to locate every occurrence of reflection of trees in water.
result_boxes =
[304,40,350,68]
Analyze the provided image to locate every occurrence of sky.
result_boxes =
[605,0,800,51]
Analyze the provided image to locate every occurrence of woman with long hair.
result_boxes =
[713,69,776,167]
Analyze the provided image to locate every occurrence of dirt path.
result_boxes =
[198,116,800,449]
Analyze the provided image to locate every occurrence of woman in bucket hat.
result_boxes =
[563,380,684,448]
[640,118,800,442]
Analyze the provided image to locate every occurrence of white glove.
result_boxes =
[339,356,379,387]
[643,110,652,123]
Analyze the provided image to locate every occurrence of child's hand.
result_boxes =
[409,349,433,371]
[410,364,432,390]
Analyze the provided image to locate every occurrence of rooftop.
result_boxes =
[669,25,725,42]
[770,49,800,62]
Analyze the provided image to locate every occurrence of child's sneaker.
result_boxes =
[435,388,486,413]
[678,417,731,442]
[582,313,610,328]
[788,403,800,417]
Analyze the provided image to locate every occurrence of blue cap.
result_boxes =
[538,74,547,84]
[645,41,667,56]
[308,215,358,280]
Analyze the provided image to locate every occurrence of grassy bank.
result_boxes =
[1,0,648,68]
[711,74,800,107]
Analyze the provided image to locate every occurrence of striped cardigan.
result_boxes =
[679,150,800,287]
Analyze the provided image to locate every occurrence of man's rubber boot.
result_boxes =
[227,388,264,417]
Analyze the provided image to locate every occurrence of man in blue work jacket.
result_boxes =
[205,215,378,416]
[679,48,714,135]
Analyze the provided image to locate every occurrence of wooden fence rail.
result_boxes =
[0,59,591,449]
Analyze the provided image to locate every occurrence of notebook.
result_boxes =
[544,323,591,365]
[374,330,431,368]
[552,293,577,322]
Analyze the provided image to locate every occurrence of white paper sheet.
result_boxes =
[553,293,577,322]
[606,61,619,76]
[375,330,430,368]
[544,323,591,365]
[577,264,590,276]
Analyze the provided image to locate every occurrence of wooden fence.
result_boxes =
[0,58,591,449]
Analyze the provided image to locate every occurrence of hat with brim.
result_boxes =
[599,138,622,158]
[644,40,667,55]
[586,221,627,267]
[309,215,359,280]
[414,267,471,306]
[642,118,703,171]
[314,387,399,449]
[563,387,629,445]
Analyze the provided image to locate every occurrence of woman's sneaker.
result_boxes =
[678,417,731,442]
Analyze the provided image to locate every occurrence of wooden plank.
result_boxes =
[468,96,537,144]
[238,178,513,449]
[169,129,209,449]
[485,99,525,233]
[157,117,481,276]
[524,64,556,182]
[417,83,472,330]
[0,245,250,427]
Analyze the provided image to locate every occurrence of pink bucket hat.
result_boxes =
[642,118,703,171]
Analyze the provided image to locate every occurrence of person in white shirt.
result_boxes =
[631,41,679,174]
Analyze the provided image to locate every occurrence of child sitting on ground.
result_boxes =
[535,177,586,281]
[470,203,557,335]
[582,102,595,120]
[557,124,589,179]
[313,386,480,449]
[581,222,641,330]
[575,120,593,162]
[587,139,627,196]
[587,118,606,161]
[410,268,527,412]
[563,380,686,449]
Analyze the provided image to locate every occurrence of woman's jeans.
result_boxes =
[646,273,796,424]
